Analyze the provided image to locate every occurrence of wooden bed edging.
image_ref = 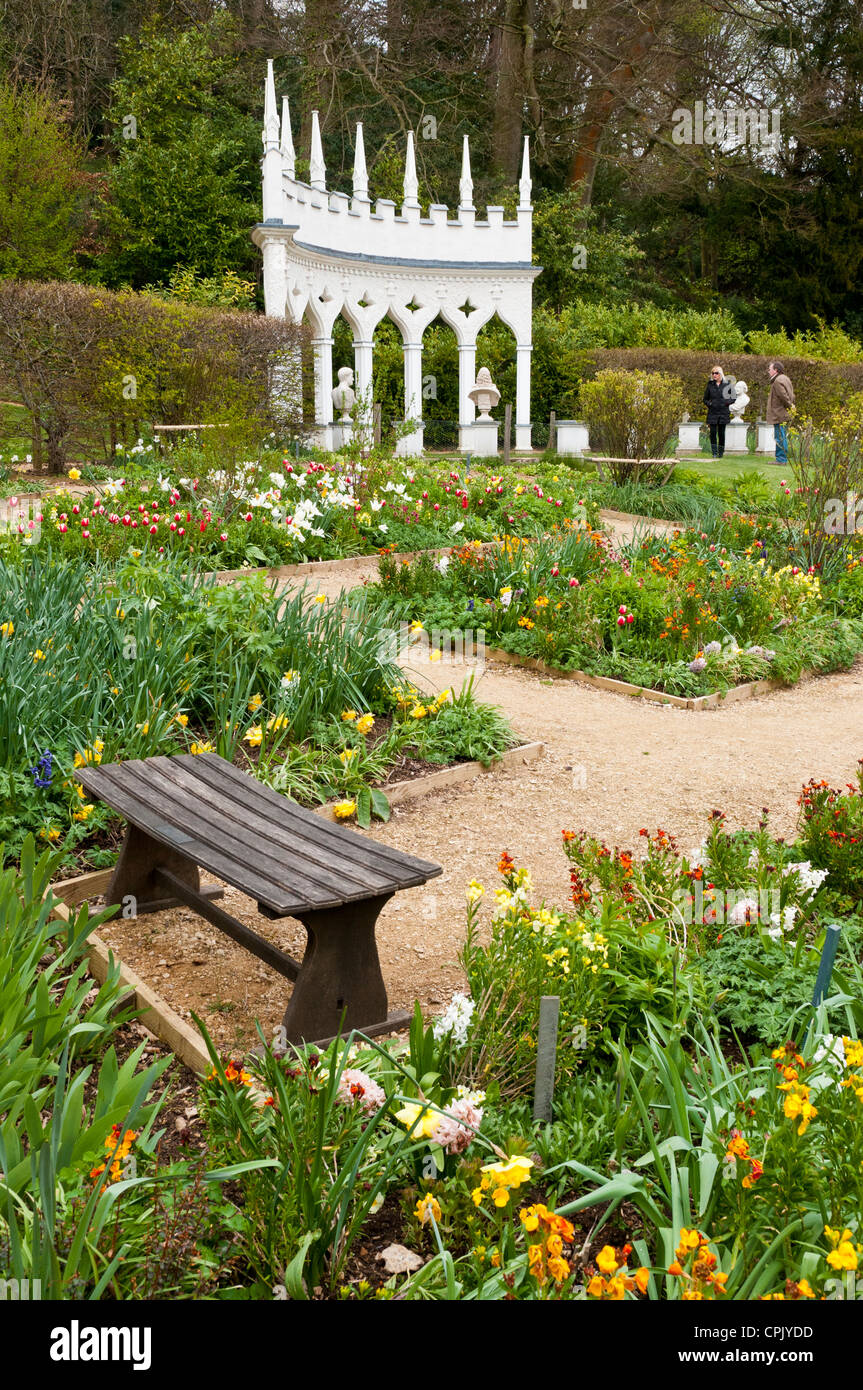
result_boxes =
[482,646,797,710]
[48,870,213,1076]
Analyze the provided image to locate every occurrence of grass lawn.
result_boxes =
[676,452,788,490]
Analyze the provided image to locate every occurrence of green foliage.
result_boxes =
[579,369,686,469]
[748,318,863,365]
[0,79,83,281]
[531,192,650,313]
[98,15,260,288]
[142,266,258,312]
[700,935,821,1042]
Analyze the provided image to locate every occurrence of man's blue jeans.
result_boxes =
[774,424,788,464]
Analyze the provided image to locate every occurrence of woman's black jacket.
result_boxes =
[703,379,731,424]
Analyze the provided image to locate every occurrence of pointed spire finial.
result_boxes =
[263,59,279,150]
[518,135,532,208]
[309,110,326,191]
[280,96,296,178]
[352,122,368,200]
[402,130,419,209]
[459,134,474,210]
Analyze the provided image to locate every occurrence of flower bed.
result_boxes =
[0,551,517,867]
[4,448,592,569]
[6,765,863,1301]
[360,522,863,698]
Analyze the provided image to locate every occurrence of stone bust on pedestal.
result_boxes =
[332,366,356,421]
[730,380,749,419]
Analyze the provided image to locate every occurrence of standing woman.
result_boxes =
[703,365,731,458]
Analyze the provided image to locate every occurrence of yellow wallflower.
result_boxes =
[395,1103,440,1139]
[415,1195,442,1225]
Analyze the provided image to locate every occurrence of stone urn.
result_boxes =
[468,367,500,420]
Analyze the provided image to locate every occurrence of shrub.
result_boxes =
[0,279,305,470]
[579,347,863,430]
[578,369,685,473]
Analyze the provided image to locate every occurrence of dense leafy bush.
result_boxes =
[578,369,686,469]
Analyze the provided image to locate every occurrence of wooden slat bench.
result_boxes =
[78,753,442,1046]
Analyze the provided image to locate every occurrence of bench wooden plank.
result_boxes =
[81,763,316,914]
[79,753,442,915]
[76,751,443,1046]
[189,755,441,882]
[114,758,381,906]
[148,757,393,898]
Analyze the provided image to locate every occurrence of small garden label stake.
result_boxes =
[533,994,560,1122]
[810,922,842,1010]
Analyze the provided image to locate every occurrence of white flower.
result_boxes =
[768,904,798,935]
[370,499,383,511]
[433,555,450,574]
[432,991,475,1048]
[728,896,760,926]
[789,861,829,896]
[451,521,464,534]
[809,1034,846,1093]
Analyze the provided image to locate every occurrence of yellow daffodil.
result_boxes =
[332,800,357,820]
[355,714,375,735]
[244,725,263,747]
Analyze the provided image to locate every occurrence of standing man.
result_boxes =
[766,361,795,464]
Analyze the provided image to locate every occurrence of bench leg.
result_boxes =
[106,824,223,916]
[282,892,407,1045]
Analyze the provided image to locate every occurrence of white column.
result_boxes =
[313,335,334,451]
[260,235,286,318]
[458,342,477,451]
[353,339,374,445]
[396,341,424,457]
[515,343,533,451]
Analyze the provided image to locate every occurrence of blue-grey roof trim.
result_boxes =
[289,234,538,272]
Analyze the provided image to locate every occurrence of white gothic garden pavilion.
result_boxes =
[252,61,540,454]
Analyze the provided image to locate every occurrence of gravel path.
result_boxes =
[93,512,863,1048]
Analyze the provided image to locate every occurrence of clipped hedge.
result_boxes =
[575,348,863,429]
